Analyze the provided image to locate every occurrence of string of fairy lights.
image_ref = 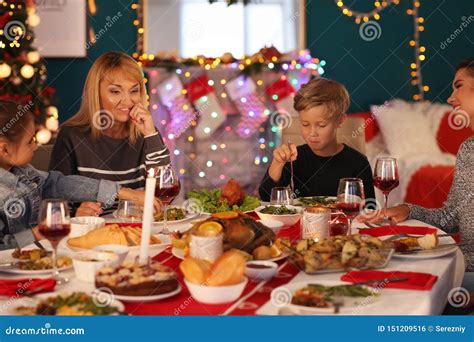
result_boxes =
[334,0,427,101]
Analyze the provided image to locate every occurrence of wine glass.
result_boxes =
[154,165,180,234]
[336,178,365,235]
[270,187,292,205]
[373,157,400,226]
[116,200,142,222]
[38,199,71,285]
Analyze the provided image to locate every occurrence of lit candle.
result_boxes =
[139,168,156,264]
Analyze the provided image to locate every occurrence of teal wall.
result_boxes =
[306,0,474,112]
[45,0,474,121]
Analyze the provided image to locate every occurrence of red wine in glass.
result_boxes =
[38,199,71,285]
[336,202,361,219]
[154,166,180,234]
[330,213,349,236]
[374,157,399,225]
[336,178,365,235]
[38,224,71,244]
[373,177,399,193]
[155,183,180,205]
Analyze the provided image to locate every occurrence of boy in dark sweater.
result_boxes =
[259,78,375,201]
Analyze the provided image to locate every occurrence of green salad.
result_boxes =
[260,205,298,215]
[297,196,337,208]
[187,188,260,213]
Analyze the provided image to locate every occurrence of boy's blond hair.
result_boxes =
[293,78,350,120]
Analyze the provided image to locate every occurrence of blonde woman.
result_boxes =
[49,52,171,216]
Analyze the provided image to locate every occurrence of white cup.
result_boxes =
[70,216,106,238]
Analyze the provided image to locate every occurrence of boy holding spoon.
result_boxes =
[259,78,375,202]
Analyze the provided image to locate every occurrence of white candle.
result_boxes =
[139,169,156,264]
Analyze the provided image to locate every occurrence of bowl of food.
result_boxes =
[93,244,129,264]
[72,251,119,283]
[70,216,106,238]
[245,260,278,281]
[184,278,248,304]
[257,219,284,234]
[180,250,248,304]
[255,205,302,227]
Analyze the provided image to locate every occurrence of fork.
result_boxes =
[287,140,295,194]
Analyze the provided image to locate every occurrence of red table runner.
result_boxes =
[124,216,302,315]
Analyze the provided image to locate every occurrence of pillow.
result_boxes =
[436,111,474,155]
[371,104,444,159]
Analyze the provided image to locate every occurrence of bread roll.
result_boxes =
[206,251,245,286]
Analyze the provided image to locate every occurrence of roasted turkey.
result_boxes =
[189,213,275,253]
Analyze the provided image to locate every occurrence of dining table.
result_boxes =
[0,211,465,316]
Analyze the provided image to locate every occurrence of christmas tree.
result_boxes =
[0,0,57,144]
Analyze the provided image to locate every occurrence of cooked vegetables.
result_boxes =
[18,293,120,315]
[291,234,393,274]
[155,207,186,221]
[260,205,298,215]
[297,196,336,208]
[291,284,375,308]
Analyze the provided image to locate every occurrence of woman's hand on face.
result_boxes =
[75,202,103,217]
[129,102,157,136]
[356,204,410,224]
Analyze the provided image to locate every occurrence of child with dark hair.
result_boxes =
[0,101,159,250]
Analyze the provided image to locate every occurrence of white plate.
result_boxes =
[66,234,171,252]
[171,247,288,262]
[272,280,381,314]
[391,238,458,259]
[2,291,125,315]
[113,208,199,224]
[0,242,73,275]
[95,285,181,303]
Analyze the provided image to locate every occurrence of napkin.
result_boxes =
[341,270,438,291]
[0,278,56,297]
[358,225,438,237]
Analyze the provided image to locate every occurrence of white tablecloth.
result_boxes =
[0,218,465,316]
[256,219,465,315]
